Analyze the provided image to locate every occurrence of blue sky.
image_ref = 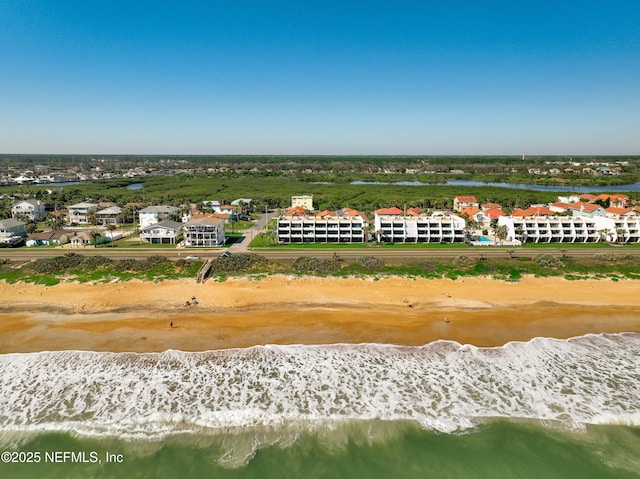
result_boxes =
[1,1,638,155]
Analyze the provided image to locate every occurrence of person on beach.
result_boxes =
[170,321,173,328]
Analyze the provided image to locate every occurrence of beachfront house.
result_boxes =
[95,206,122,226]
[69,232,94,248]
[26,230,69,247]
[139,220,183,244]
[374,208,466,243]
[0,218,27,243]
[277,207,368,244]
[11,199,46,221]
[67,202,99,225]
[183,217,226,247]
[138,205,180,228]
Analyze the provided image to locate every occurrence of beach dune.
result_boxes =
[0,276,638,353]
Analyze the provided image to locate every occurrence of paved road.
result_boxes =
[229,210,277,253]
[1,246,638,262]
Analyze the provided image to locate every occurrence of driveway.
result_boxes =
[228,210,277,253]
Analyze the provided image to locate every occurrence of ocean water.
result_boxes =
[0,333,639,478]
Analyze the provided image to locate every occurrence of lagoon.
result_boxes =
[350,179,640,192]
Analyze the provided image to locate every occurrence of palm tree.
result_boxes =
[363,222,375,243]
[495,225,508,245]
[46,215,65,231]
[106,224,117,246]
[89,230,102,248]
[25,222,38,235]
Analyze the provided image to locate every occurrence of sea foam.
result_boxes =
[0,333,638,440]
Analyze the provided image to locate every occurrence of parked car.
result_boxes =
[185,255,200,260]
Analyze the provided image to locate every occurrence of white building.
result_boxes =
[291,195,314,211]
[138,206,180,228]
[277,208,368,244]
[67,202,99,225]
[95,206,122,225]
[374,209,466,243]
[12,199,46,220]
[0,218,27,242]
[139,220,183,244]
[183,217,226,247]
[496,215,640,244]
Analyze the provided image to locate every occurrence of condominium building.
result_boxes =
[496,216,628,243]
[374,210,466,243]
[183,217,226,247]
[277,208,368,243]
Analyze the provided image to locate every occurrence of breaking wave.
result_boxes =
[1,333,639,442]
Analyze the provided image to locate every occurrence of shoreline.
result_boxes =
[1,275,639,353]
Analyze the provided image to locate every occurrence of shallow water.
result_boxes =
[1,333,639,477]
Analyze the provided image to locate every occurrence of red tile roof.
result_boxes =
[484,208,505,219]
[406,207,423,216]
[550,201,573,210]
[374,207,403,215]
[605,207,633,216]
[567,203,603,213]
[455,196,478,203]
[481,202,502,210]
[579,194,598,201]
[285,206,308,216]
[511,206,554,217]
[527,206,555,216]
[460,207,482,217]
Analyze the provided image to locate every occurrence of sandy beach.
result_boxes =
[0,276,638,353]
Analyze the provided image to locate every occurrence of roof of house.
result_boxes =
[139,205,179,214]
[527,206,555,216]
[567,203,604,213]
[579,194,598,201]
[550,201,573,210]
[484,208,505,219]
[230,198,252,205]
[481,202,502,210]
[96,206,122,215]
[605,207,634,216]
[185,217,225,226]
[0,218,27,228]
[27,230,68,241]
[285,206,308,216]
[140,220,183,232]
[14,199,43,206]
[406,207,423,216]
[454,196,478,202]
[374,206,403,215]
[313,207,368,220]
[459,207,482,217]
[68,202,98,209]
[511,206,554,217]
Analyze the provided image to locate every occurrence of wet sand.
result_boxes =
[0,276,638,352]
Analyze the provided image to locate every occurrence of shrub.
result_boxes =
[292,256,340,274]
[593,253,635,263]
[533,254,564,269]
[211,254,268,273]
[356,256,384,269]
[31,253,86,273]
[451,255,476,269]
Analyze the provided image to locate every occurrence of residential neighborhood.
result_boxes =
[2,187,640,250]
